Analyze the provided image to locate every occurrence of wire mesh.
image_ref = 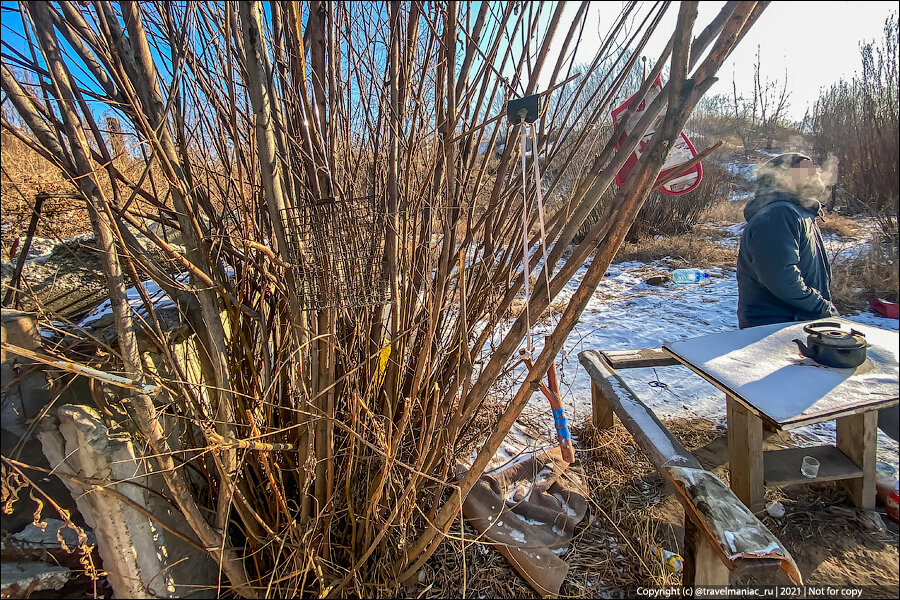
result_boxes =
[281,196,390,310]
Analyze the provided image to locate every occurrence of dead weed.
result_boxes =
[820,213,862,238]
[831,239,899,310]
[701,200,746,225]
[615,230,738,269]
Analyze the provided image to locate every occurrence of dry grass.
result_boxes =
[507,294,572,322]
[819,213,862,238]
[614,229,738,269]
[701,199,746,225]
[0,134,87,257]
[831,239,899,310]
[420,419,684,599]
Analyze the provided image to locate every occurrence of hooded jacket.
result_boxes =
[737,187,838,329]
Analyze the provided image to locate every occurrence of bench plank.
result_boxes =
[599,348,681,370]
[579,350,802,585]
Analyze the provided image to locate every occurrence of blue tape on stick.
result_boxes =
[556,427,570,442]
[552,408,568,427]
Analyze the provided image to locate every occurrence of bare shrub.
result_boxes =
[0,2,766,595]
[628,159,735,241]
[809,14,899,243]
[701,198,746,225]
[831,238,899,311]
[574,159,735,245]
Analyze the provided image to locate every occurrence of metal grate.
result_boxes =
[281,196,390,310]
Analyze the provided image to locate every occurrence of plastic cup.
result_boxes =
[801,456,820,479]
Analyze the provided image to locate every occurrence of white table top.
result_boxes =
[663,318,899,428]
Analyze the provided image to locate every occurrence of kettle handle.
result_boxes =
[802,321,842,338]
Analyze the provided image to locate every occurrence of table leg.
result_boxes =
[836,411,877,508]
[726,395,764,512]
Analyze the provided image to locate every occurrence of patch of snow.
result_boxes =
[508,528,525,543]
[723,530,738,553]
[551,492,578,517]
[755,541,782,555]
[498,219,899,472]
[78,272,189,329]
[9,237,58,262]
[723,162,756,181]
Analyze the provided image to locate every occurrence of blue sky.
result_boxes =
[3,2,895,125]
[570,1,899,122]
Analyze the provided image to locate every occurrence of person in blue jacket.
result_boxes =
[737,152,898,441]
[737,152,838,328]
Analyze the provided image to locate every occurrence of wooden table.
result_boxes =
[663,318,899,512]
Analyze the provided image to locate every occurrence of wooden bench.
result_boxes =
[579,349,802,587]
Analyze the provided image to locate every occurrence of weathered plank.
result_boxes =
[836,411,877,508]
[579,350,802,585]
[599,348,681,370]
[590,379,615,430]
[683,516,729,587]
[763,445,863,487]
[581,351,701,471]
[726,395,765,512]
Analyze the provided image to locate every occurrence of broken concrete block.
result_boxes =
[11,518,97,550]
[1,310,81,533]
[37,404,218,599]
[1,309,41,363]
[1,309,49,439]
[2,520,94,569]
[0,561,70,597]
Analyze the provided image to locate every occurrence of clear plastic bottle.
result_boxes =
[672,268,709,284]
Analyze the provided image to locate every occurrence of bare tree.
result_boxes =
[1,1,766,595]
[732,44,791,151]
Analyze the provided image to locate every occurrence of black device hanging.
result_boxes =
[506,94,540,124]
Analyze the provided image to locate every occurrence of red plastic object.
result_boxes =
[868,297,899,319]
[610,75,702,196]
[887,485,899,523]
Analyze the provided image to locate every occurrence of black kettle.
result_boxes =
[793,321,867,369]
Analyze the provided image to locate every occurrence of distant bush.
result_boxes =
[830,239,899,310]
[808,15,898,244]
[573,158,735,244]
[627,159,734,241]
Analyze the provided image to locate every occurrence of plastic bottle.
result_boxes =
[672,268,710,284]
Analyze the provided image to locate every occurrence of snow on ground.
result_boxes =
[506,223,900,472]
[723,162,756,181]
[77,272,186,329]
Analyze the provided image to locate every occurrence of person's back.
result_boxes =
[736,152,897,442]
[736,153,838,329]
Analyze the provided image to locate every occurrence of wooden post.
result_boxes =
[836,411,877,508]
[591,379,615,430]
[726,395,764,512]
[683,517,730,588]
